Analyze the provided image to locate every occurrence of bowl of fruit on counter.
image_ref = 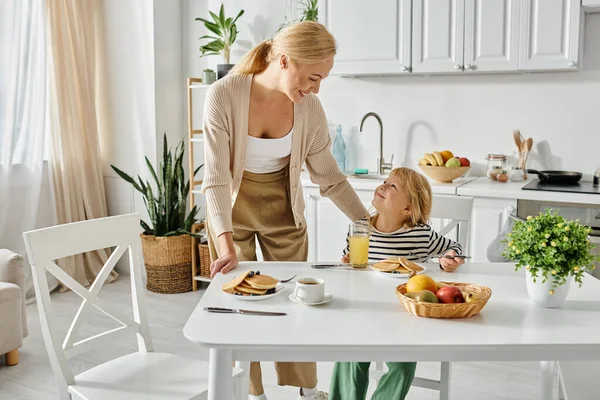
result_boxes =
[396,274,491,319]
[418,150,470,183]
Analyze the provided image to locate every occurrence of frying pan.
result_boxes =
[526,169,582,185]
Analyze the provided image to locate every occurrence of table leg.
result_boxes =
[208,348,233,400]
[235,361,251,400]
[540,361,560,400]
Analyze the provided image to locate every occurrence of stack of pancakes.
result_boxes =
[221,270,279,296]
[372,257,425,276]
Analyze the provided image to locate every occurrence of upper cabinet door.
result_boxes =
[464,0,520,72]
[322,0,412,76]
[519,0,582,70]
[412,0,465,73]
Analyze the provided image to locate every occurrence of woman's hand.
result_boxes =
[210,251,238,278]
[439,250,464,272]
[341,254,350,263]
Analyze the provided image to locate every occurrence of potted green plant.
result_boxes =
[111,134,203,294]
[278,0,319,32]
[202,68,216,85]
[196,3,244,79]
[503,209,599,308]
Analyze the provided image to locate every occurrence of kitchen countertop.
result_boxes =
[457,177,600,205]
[300,171,476,195]
[301,172,600,204]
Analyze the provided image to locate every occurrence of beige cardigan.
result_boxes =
[201,73,368,237]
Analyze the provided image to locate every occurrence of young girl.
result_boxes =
[330,167,465,400]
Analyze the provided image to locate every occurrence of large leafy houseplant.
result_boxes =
[503,209,599,291]
[111,134,202,237]
[195,3,244,65]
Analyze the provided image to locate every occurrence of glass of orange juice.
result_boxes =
[349,220,370,268]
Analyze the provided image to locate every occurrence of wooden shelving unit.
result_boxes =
[187,77,212,290]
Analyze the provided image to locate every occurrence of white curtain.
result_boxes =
[0,0,58,299]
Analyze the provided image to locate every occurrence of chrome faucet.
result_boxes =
[359,112,394,175]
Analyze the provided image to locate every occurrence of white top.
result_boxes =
[184,262,600,362]
[244,130,293,174]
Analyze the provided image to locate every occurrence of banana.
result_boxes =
[418,157,430,166]
[432,151,444,167]
[424,153,438,166]
[462,291,478,303]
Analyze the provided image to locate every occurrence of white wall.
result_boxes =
[181,7,600,180]
[99,0,156,222]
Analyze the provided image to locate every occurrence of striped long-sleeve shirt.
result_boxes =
[343,224,463,262]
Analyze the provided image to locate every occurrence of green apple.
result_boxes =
[445,157,461,168]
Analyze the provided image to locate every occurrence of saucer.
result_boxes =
[288,292,333,306]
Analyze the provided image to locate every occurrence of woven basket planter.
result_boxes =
[140,234,192,294]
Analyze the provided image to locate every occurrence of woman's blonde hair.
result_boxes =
[230,21,336,75]
[387,167,432,227]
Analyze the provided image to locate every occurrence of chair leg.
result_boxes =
[5,349,19,366]
[235,361,251,400]
[439,362,451,400]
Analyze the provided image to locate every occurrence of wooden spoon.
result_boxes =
[526,137,533,152]
[513,130,522,150]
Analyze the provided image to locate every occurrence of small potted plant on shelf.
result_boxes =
[195,3,244,79]
[202,68,216,85]
[111,134,203,294]
[503,209,599,308]
[278,0,319,32]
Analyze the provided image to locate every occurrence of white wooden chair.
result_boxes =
[23,214,243,400]
[370,195,474,400]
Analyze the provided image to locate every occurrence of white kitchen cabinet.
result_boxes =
[412,0,465,73]
[519,0,582,70]
[304,187,373,262]
[464,0,520,72]
[321,0,412,75]
[468,198,517,262]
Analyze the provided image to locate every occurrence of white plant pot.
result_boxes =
[525,272,572,308]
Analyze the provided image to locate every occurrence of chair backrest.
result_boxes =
[22,213,153,387]
[430,195,474,250]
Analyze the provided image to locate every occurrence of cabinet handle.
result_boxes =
[464,64,472,70]
[453,64,462,70]
[568,61,577,68]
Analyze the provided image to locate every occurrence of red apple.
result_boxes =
[459,157,470,167]
[436,286,465,304]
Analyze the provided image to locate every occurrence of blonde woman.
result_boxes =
[201,21,369,400]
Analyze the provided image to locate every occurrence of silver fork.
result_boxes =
[279,274,297,283]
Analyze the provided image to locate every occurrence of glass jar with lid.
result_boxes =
[486,154,506,181]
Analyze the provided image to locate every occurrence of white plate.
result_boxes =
[368,263,428,279]
[222,282,285,301]
[288,292,333,306]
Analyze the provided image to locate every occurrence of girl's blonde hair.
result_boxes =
[230,21,336,75]
[388,167,432,227]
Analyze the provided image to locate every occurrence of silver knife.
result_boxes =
[204,307,286,316]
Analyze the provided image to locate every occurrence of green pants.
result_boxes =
[329,362,416,400]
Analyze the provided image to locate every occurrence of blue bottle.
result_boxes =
[332,125,346,172]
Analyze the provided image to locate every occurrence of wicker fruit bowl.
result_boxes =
[418,165,470,183]
[396,282,492,319]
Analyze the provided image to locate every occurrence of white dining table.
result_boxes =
[183,262,600,400]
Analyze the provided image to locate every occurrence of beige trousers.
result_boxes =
[207,168,316,396]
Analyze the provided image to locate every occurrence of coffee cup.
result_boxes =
[293,278,325,303]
